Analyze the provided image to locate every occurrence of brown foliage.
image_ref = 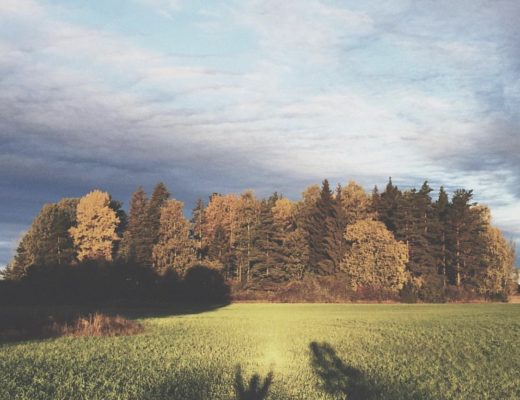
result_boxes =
[0,312,143,342]
[59,313,144,337]
[231,276,399,303]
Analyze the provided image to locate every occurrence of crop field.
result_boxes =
[1,303,519,399]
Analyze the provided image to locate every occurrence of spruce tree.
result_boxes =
[234,191,260,283]
[446,189,486,287]
[254,195,278,283]
[306,179,336,275]
[143,182,170,267]
[378,178,401,232]
[328,185,347,272]
[190,199,206,262]
[4,198,78,279]
[119,187,148,265]
[409,182,442,299]
[432,186,450,287]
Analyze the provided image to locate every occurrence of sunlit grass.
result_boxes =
[1,303,519,399]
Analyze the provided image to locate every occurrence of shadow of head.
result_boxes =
[309,341,369,400]
[234,365,274,400]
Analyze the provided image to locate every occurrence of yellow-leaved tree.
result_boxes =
[152,199,194,276]
[479,226,516,299]
[340,181,375,224]
[340,219,408,292]
[69,190,120,262]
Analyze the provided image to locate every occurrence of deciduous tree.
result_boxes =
[152,199,194,276]
[69,190,120,262]
[340,219,408,292]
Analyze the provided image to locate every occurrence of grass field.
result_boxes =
[1,303,519,399]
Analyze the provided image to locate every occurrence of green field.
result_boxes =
[1,304,519,399]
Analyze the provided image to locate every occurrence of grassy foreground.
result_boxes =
[1,304,519,399]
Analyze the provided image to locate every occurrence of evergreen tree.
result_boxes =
[446,189,487,287]
[190,199,206,261]
[409,182,443,299]
[254,195,279,283]
[234,191,261,283]
[4,198,78,279]
[282,228,309,281]
[143,182,170,267]
[328,185,347,272]
[118,187,148,265]
[378,178,401,232]
[432,186,450,287]
[371,185,380,216]
[305,179,336,275]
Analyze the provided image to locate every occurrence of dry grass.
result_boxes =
[0,312,143,341]
[57,313,144,337]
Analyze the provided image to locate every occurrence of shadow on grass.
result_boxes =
[0,302,229,344]
[234,365,273,400]
[309,341,434,400]
[141,365,275,400]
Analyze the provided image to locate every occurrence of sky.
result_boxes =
[1,0,519,268]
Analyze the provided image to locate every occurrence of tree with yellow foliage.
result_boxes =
[478,226,516,299]
[341,181,375,224]
[69,190,120,262]
[152,199,194,276]
[340,219,408,292]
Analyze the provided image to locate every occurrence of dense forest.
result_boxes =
[1,178,517,303]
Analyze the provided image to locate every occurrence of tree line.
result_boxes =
[2,178,516,303]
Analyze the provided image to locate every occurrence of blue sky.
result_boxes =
[1,0,519,267]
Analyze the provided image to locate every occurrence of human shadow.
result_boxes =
[309,342,371,400]
[139,365,275,400]
[234,365,274,400]
[309,341,434,400]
